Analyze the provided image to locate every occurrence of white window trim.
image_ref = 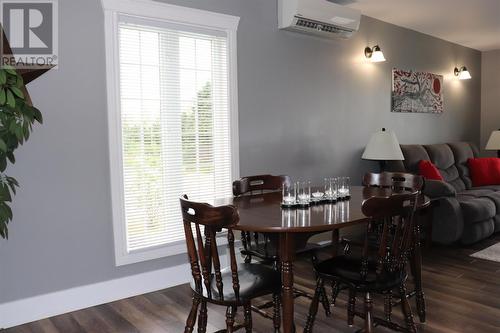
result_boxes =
[102,0,240,266]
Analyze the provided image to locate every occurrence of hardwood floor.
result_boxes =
[5,234,500,333]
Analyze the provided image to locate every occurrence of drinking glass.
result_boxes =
[324,177,338,202]
[282,182,296,206]
[297,181,311,206]
[339,177,350,199]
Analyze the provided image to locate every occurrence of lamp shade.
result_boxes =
[371,49,386,63]
[485,130,500,150]
[362,128,404,161]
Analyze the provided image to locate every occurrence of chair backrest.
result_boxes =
[363,172,424,192]
[233,174,291,196]
[180,195,240,301]
[360,191,419,276]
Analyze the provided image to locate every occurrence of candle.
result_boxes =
[283,195,295,204]
[298,194,310,202]
[312,191,324,199]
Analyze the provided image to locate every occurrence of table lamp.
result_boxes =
[485,129,500,158]
[362,128,405,171]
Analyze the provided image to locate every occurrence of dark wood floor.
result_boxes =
[5,234,500,333]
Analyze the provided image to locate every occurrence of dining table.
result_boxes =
[216,185,430,333]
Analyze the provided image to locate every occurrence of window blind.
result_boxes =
[118,20,233,253]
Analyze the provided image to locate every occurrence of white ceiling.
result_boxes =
[344,0,500,51]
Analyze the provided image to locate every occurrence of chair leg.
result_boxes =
[384,291,392,322]
[226,306,236,333]
[400,284,417,333]
[364,292,374,333]
[272,292,281,333]
[320,284,331,317]
[331,281,341,307]
[198,300,207,333]
[347,288,356,327]
[244,303,252,333]
[304,278,323,333]
[185,296,200,333]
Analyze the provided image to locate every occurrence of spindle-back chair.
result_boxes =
[305,192,420,333]
[180,195,282,333]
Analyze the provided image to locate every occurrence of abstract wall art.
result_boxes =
[391,68,444,114]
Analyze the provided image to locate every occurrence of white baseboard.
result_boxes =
[0,242,234,329]
[0,262,193,329]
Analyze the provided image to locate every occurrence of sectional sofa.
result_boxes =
[388,142,500,245]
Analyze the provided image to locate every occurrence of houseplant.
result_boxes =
[0,65,43,238]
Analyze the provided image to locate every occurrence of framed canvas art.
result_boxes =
[392,68,444,113]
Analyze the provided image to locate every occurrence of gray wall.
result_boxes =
[0,0,481,303]
[481,49,500,154]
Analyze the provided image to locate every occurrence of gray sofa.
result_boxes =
[388,142,500,245]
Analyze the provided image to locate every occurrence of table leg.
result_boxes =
[425,204,434,249]
[279,233,296,333]
[331,229,339,257]
[411,225,426,323]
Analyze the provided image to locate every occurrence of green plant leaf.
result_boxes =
[14,126,23,142]
[16,75,23,88]
[0,70,6,85]
[6,90,15,108]
[9,86,24,99]
[0,184,12,202]
[3,65,17,75]
[6,152,15,164]
[0,89,5,105]
[0,157,7,172]
[32,107,43,124]
[0,219,8,239]
[0,139,7,153]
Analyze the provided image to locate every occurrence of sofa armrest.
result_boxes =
[423,180,457,199]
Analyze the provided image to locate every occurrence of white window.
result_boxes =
[103,0,240,265]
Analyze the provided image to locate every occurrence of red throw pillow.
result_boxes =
[468,158,500,187]
[418,160,444,181]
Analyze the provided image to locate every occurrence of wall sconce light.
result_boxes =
[364,45,386,63]
[454,66,472,80]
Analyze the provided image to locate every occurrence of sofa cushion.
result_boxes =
[494,216,500,232]
[472,185,500,191]
[418,160,444,180]
[400,145,431,174]
[448,142,478,189]
[423,179,456,198]
[424,144,466,192]
[456,195,496,223]
[461,219,495,245]
[468,158,500,187]
[458,189,496,197]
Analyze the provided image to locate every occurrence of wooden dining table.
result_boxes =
[216,186,430,333]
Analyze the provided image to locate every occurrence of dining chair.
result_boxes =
[362,171,427,323]
[180,195,282,333]
[233,174,291,264]
[304,191,420,333]
[233,174,332,316]
[362,172,424,192]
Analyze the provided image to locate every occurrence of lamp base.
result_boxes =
[379,160,387,173]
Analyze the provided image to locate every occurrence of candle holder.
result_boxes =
[338,176,351,200]
[311,187,325,204]
[324,177,338,203]
[296,181,311,208]
[281,182,297,208]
